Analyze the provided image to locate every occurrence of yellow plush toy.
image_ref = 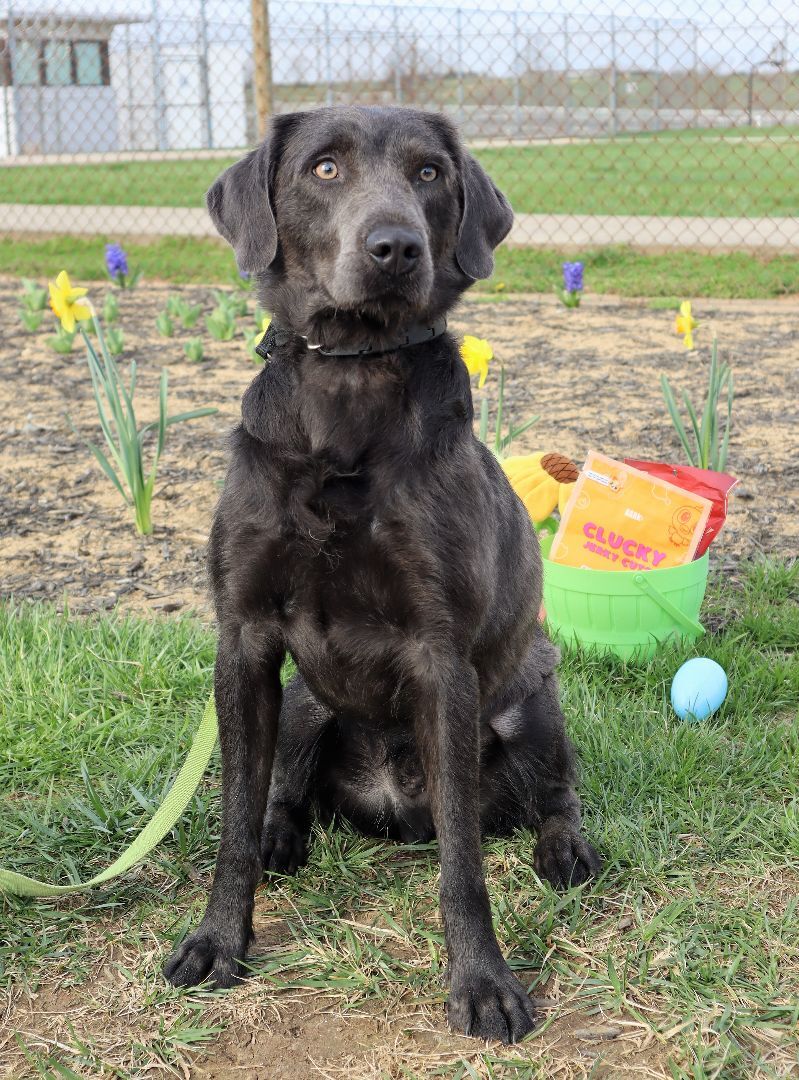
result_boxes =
[502,452,579,524]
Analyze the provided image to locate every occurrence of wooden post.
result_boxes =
[251,0,273,140]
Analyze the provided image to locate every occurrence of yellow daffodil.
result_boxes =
[460,335,493,387]
[257,315,271,343]
[49,271,92,333]
[675,300,698,350]
[502,452,579,523]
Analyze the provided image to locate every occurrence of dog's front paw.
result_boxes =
[261,810,308,876]
[534,818,602,890]
[447,960,538,1044]
[163,920,249,989]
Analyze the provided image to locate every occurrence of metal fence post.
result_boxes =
[5,5,18,156]
[647,21,660,131]
[692,21,699,126]
[392,4,402,104]
[563,15,571,137]
[198,0,213,149]
[151,0,168,151]
[512,6,522,138]
[747,65,756,126]
[251,0,274,139]
[609,13,617,136]
[455,7,464,126]
[123,22,133,149]
[511,6,524,137]
[323,5,333,106]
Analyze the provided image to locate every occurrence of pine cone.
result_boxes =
[541,453,579,484]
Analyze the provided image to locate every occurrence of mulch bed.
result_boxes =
[2,276,796,619]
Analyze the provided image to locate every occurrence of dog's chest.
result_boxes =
[229,349,487,711]
[277,491,442,714]
[297,354,419,461]
[273,472,458,718]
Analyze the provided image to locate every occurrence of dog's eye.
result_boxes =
[419,165,438,182]
[313,160,338,180]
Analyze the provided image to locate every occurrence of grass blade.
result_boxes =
[494,365,505,455]
[84,440,129,505]
[498,415,540,454]
[163,407,218,426]
[718,368,733,471]
[661,374,697,465]
[478,396,489,444]
[682,390,702,457]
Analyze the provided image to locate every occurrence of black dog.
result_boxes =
[164,106,600,1044]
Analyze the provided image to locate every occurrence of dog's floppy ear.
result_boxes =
[206,146,276,274]
[455,153,514,280]
[206,114,304,273]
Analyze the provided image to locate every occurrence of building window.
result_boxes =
[44,40,71,86]
[13,40,40,85]
[73,41,107,86]
[5,39,110,87]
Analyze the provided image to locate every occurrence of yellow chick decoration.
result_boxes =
[502,452,579,523]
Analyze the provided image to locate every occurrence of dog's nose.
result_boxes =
[366,227,423,276]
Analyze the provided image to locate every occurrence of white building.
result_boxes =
[0,7,249,158]
[0,11,143,155]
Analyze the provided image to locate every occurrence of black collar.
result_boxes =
[255,317,448,361]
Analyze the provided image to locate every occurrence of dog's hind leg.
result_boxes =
[484,634,602,890]
[526,671,602,889]
[261,673,333,875]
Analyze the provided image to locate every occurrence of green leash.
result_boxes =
[0,694,218,899]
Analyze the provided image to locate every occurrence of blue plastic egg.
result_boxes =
[670,658,728,721]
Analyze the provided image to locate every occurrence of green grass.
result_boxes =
[3,235,799,299]
[1,560,797,1075]
[617,125,799,140]
[3,132,798,216]
[0,235,239,286]
[488,246,799,298]
[475,137,799,217]
[2,157,230,209]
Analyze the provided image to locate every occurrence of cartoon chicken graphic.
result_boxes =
[669,505,701,547]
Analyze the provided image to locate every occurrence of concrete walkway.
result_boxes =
[2,203,798,252]
[508,213,799,252]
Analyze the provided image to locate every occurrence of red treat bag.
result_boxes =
[624,460,738,558]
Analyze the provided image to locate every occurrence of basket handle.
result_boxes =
[632,572,705,637]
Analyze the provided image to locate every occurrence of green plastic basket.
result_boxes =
[539,533,709,660]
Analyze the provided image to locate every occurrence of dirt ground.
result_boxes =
[1,279,797,620]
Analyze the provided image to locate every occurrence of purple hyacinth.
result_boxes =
[562,261,584,293]
[105,243,129,279]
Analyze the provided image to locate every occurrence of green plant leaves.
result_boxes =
[205,306,236,341]
[661,337,734,470]
[74,319,217,535]
[184,338,205,362]
[19,309,44,332]
[20,278,47,312]
[478,364,540,458]
[155,311,175,337]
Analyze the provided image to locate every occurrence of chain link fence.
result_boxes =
[1,0,798,250]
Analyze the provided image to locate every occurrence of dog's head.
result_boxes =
[207,106,513,350]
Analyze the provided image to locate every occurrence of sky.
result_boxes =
[4,0,797,78]
[5,0,797,26]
